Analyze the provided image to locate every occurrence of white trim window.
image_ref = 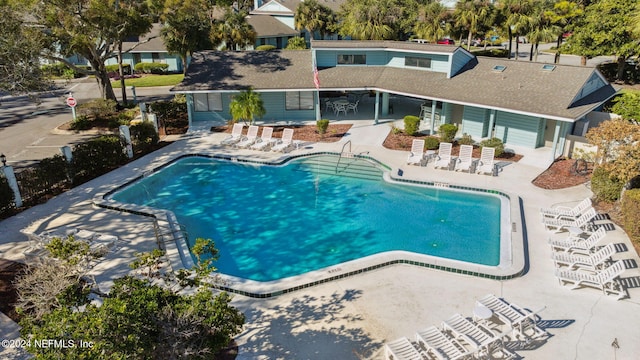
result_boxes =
[285,91,314,110]
[337,54,366,65]
[194,93,223,112]
[405,56,432,69]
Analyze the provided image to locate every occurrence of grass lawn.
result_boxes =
[111,74,184,88]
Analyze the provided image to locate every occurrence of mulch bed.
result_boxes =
[532,158,593,190]
[382,132,523,162]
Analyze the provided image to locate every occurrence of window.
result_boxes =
[405,56,432,69]
[194,93,222,112]
[151,52,166,64]
[337,54,366,65]
[285,92,314,110]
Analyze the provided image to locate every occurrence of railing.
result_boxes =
[335,140,352,174]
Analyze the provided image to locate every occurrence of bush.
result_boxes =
[479,137,505,157]
[403,115,420,136]
[41,63,89,79]
[591,166,624,202]
[473,49,509,58]
[424,136,440,150]
[105,64,131,74]
[621,189,640,244]
[130,121,159,153]
[78,99,118,121]
[69,115,93,131]
[285,36,307,50]
[439,123,458,143]
[458,133,474,146]
[134,62,169,74]
[255,45,277,51]
[71,135,128,185]
[150,98,187,131]
[316,119,330,134]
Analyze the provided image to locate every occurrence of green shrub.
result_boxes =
[41,63,88,78]
[285,36,307,50]
[69,115,93,131]
[458,133,474,146]
[255,45,277,51]
[316,119,330,134]
[108,112,133,128]
[621,189,640,244]
[134,62,169,74]
[105,64,131,74]
[150,98,187,130]
[473,49,509,58]
[424,136,440,150]
[404,115,420,136]
[439,123,458,143]
[130,122,159,153]
[78,99,117,120]
[591,167,624,202]
[479,137,505,157]
[71,135,128,185]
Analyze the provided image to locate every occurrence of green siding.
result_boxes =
[494,111,543,148]
[462,106,489,138]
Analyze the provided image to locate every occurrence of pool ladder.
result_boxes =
[336,140,353,174]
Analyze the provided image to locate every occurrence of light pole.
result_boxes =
[0,153,6,167]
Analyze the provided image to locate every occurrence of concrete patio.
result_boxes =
[1,119,639,359]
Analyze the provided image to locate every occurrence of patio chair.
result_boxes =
[384,337,424,360]
[542,207,597,233]
[324,100,334,113]
[552,243,616,271]
[434,142,453,170]
[407,139,426,166]
[548,227,608,253]
[476,147,495,175]
[555,260,626,299]
[442,314,514,359]
[455,145,474,172]
[415,326,472,360]
[475,294,548,341]
[251,126,274,151]
[334,103,348,116]
[346,100,359,114]
[271,128,294,152]
[235,125,259,148]
[540,198,592,220]
[220,123,244,145]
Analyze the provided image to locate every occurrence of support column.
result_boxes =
[550,121,561,162]
[488,110,496,138]
[374,91,380,124]
[186,94,194,130]
[430,101,437,135]
[315,91,321,121]
[119,125,134,159]
[381,92,389,116]
[2,165,22,208]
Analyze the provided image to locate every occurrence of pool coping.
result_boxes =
[94,152,525,298]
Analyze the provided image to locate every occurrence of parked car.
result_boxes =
[436,38,455,45]
[461,38,483,47]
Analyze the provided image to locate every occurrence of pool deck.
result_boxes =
[2,120,640,359]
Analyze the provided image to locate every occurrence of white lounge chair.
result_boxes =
[476,294,548,340]
[407,139,426,166]
[476,147,495,175]
[540,198,592,220]
[455,145,474,172]
[552,243,616,270]
[220,123,244,145]
[442,314,513,359]
[251,126,274,151]
[542,207,597,233]
[271,128,294,152]
[555,260,626,299]
[235,125,259,148]
[415,326,471,360]
[384,337,424,360]
[434,142,453,170]
[548,227,608,253]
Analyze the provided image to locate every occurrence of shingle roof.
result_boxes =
[172,50,315,91]
[172,49,618,121]
[122,23,166,53]
[246,15,299,37]
[252,0,345,14]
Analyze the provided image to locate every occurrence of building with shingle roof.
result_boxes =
[172,40,618,155]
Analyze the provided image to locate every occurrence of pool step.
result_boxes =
[299,155,383,181]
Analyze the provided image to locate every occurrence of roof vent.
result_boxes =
[542,64,556,71]
[492,65,506,72]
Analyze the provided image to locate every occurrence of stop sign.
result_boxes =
[66,97,77,107]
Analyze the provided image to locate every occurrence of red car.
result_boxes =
[436,38,455,45]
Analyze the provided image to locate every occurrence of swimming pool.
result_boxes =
[109,155,508,284]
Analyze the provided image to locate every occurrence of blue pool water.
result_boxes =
[111,156,502,281]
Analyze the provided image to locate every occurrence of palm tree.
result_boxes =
[454,0,493,51]
[294,0,335,40]
[161,0,212,74]
[527,0,560,61]
[546,0,583,63]
[499,0,535,60]
[211,9,256,51]
[413,2,452,43]
[229,88,266,125]
[338,0,416,40]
